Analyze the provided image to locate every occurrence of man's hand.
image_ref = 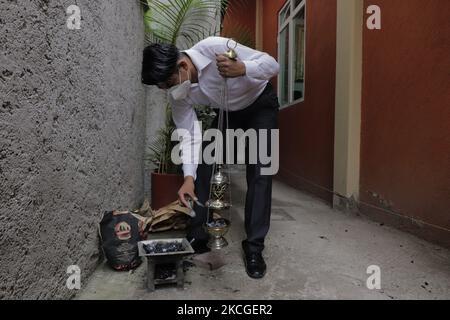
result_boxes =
[178,176,197,208]
[216,54,246,78]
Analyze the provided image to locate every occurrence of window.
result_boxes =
[278,0,306,107]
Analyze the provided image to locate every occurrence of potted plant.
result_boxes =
[144,103,181,210]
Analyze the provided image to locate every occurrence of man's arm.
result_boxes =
[236,43,280,80]
[171,99,202,207]
[196,36,280,80]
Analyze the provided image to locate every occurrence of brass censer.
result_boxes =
[205,165,231,249]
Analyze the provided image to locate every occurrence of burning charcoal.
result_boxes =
[143,241,184,254]
[207,218,228,228]
[166,242,183,252]
[143,243,156,254]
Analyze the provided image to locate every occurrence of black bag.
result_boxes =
[99,210,143,271]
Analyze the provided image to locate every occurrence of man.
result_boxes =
[142,36,280,279]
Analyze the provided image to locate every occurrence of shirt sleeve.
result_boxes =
[238,46,280,80]
[170,98,202,180]
[195,36,280,80]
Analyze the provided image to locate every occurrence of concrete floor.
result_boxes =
[76,168,450,300]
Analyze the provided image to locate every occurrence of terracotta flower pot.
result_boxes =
[151,172,184,210]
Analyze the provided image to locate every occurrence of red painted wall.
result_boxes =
[360,0,450,231]
[263,0,337,202]
[262,0,282,90]
[222,0,256,47]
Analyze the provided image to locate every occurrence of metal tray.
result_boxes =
[138,238,194,257]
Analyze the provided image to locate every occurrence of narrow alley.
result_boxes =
[1,0,449,302]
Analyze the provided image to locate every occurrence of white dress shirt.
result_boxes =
[169,36,280,179]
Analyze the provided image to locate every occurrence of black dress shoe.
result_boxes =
[243,252,266,279]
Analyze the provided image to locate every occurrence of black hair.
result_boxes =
[141,43,180,85]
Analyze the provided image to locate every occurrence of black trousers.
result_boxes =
[188,82,280,254]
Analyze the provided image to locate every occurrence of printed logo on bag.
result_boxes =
[114,222,131,240]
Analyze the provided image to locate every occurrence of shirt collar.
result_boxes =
[182,49,211,77]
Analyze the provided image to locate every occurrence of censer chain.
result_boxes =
[206,76,232,225]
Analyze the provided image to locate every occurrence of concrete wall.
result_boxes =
[0,0,146,299]
[333,0,363,210]
[144,87,166,199]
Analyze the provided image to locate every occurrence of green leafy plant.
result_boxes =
[143,0,223,47]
